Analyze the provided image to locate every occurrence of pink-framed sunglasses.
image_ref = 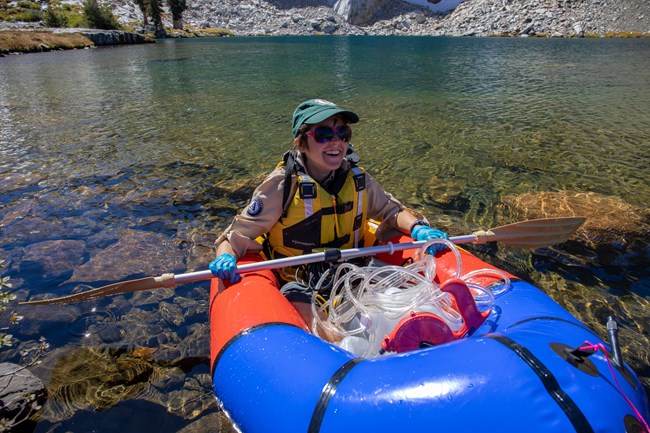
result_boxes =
[306,125,352,143]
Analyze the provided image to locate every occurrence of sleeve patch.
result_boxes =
[246,196,264,217]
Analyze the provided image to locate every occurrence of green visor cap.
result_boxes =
[292,99,359,137]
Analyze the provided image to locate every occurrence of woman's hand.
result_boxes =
[411,225,449,255]
[209,253,241,283]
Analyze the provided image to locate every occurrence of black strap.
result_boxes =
[307,358,363,433]
[281,151,297,218]
[489,335,594,433]
[321,201,353,215]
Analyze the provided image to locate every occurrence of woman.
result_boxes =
[209,98,448,326]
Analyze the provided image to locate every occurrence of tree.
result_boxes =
[134,0,166,36]
[167,0,187,30]
[134,0,149,26]
[148,0,163,31]
[82,0,120,30]
[43,5,67,28]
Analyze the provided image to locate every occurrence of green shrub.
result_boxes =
[42,4,85,28]
[17,1,40,10]
[10,8,43,21]
[82,0,120,30]
[43,6,66,27]
[66,12,85,27]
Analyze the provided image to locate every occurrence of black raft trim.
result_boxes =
[308,357,363,433]
[488,335,594,433]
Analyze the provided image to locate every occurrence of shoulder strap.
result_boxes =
[281,151,296,218]
[345,144,361,165]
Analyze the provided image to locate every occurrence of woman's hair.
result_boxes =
[294,124,310,151]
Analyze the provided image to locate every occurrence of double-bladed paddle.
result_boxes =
[21,217,585,305]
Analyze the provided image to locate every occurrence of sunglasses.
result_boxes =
[306,125,352,143]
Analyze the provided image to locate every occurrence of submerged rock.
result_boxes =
[67,229,185,284]
[0,362,47,430]
[22,240,86,279]
[498,191,649,249]
[0,217,67,245]
[0,172,44,194]
[498,191,650,298]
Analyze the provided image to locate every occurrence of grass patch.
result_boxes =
[602,31,649,38]
[0,30,94,54]
[166,26,234,38]
[487,31,650,38]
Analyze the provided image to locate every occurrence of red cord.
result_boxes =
[579,341,650,432]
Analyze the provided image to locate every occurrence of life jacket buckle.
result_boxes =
[353,171,365,192]
[299,181,317,199]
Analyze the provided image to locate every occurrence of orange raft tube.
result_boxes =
[208,236,649,433]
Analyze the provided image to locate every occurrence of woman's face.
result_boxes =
[297,116,350,182]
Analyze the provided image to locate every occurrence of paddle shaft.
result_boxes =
[173,234,478,285]
[21,217,586,305]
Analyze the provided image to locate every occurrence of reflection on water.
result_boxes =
[1,36,649,431]
[46,348,155,417]
[39,346,220,430]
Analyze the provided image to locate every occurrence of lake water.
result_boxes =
[1,36,649,431]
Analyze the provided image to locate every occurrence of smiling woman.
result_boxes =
[209,98,450,328]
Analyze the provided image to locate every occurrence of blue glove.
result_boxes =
[209,253,241,283]
[411,225,449,255]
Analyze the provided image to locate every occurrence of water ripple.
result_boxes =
[66,309,118,340]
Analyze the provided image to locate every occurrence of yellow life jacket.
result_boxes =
[261,150,368,283]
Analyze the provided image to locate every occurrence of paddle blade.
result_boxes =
[473,217,586,249]
[20,273,176,305]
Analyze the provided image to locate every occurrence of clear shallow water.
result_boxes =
[1,36,649,431]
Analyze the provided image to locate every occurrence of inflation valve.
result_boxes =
[607,316,622,368]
